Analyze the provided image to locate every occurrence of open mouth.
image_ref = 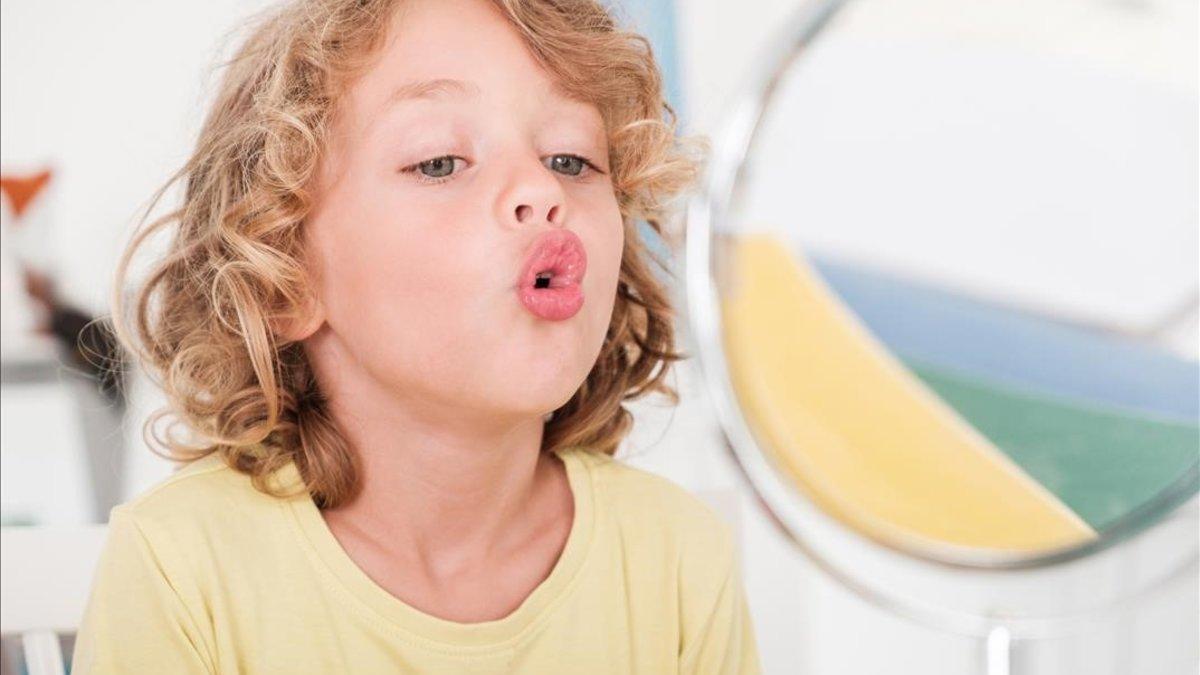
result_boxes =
[533,267,576,290]
[518,230,587,321]
[518,229,587,291]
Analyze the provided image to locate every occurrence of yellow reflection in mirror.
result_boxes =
[720,232,1098,555]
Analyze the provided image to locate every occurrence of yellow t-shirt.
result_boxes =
[71,445,762,674]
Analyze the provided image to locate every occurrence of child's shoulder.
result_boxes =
[112,450,294,532]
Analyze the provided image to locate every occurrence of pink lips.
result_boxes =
[517,229,587,321]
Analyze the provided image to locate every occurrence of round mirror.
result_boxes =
[686,0,1198,641]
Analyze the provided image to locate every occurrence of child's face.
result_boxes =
[295,0,624,422]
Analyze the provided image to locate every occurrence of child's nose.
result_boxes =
[515,203,561,225]
[498,152,567,229]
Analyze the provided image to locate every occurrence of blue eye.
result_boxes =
[546,154,604,178]
[418,156,457,178]
[547,155,582,176]
[400,153,605,185]
[402,155,465,184]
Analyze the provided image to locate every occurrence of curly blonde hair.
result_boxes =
[111,0,708,508]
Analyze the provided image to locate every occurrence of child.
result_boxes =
[72,0,761,672]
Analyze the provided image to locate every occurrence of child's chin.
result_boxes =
[504,380,584,418]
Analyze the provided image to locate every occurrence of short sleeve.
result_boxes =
[70,508,214,674]
[679,549,763,674]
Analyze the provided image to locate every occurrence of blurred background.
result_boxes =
[1,0,1197,673]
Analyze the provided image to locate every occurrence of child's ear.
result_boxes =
[273,294,326,343]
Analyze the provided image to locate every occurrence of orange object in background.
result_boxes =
[0,169,53,220]
[1,167,58,336]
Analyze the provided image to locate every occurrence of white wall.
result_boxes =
[0,0,278,313]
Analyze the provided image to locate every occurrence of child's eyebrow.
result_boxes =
[386,78,483,108]
[383,77,586,112]
[372,77,604,143]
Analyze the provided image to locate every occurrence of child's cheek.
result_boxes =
[337,202,488,350]
[582,191,624,299]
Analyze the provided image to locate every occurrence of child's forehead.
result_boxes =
[332,0,608,139]
[352,57,602,131]
[367,0,579,99]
